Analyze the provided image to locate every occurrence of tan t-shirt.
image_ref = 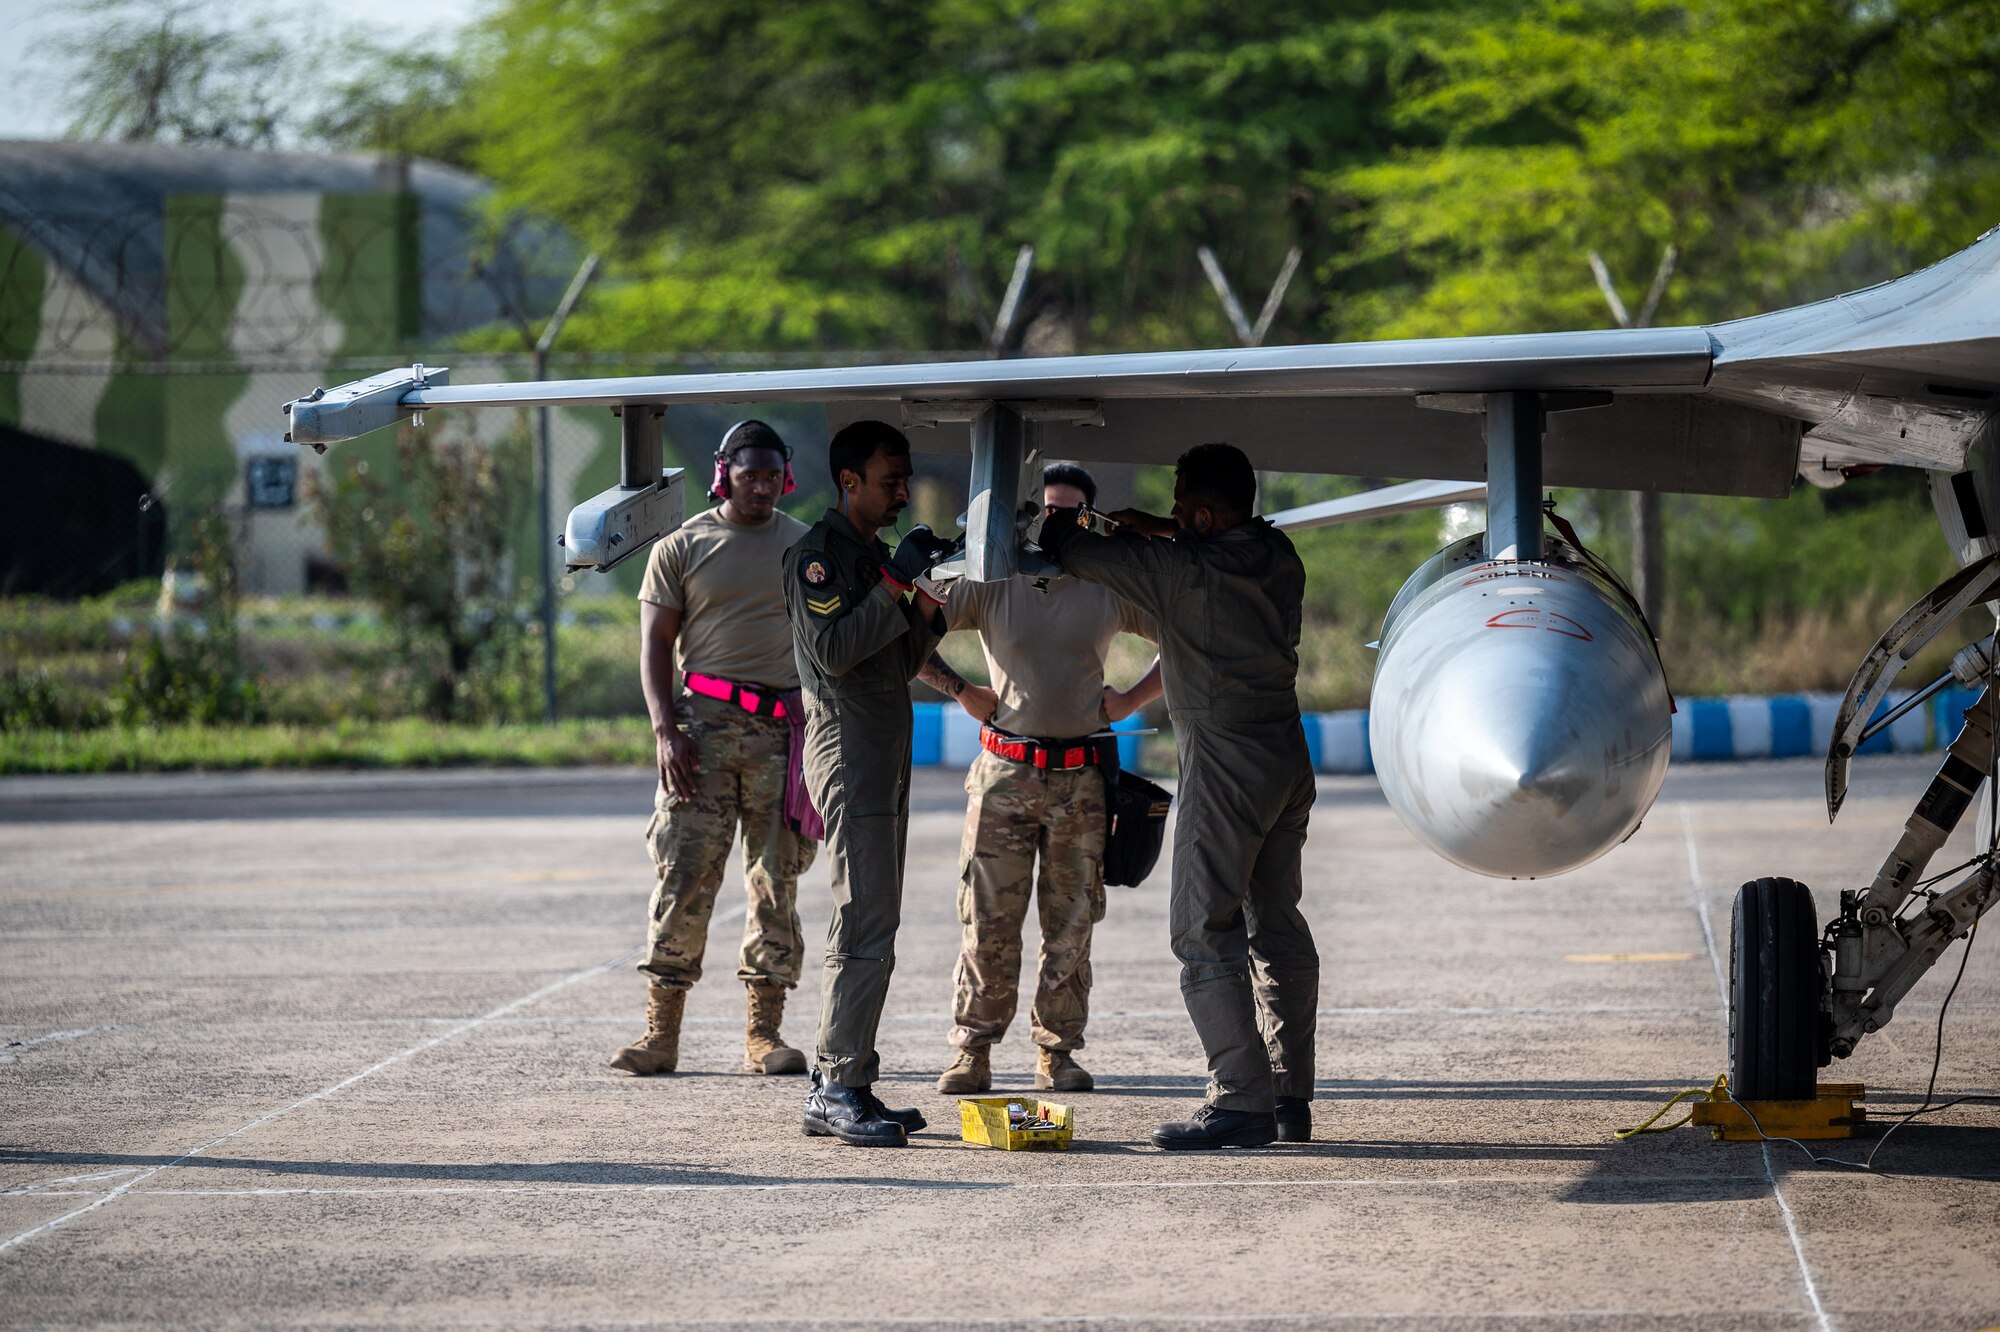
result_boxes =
[943,574,1158,739]
[638,506,809,688]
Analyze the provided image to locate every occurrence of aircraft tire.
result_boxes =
[1729,877,1820,1103]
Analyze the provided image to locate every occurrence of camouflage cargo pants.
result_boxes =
[641,693,817,991]
[950,749,1107,1053]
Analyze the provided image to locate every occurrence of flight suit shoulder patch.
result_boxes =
[799,552,844,617]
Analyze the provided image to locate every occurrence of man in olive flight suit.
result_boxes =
[785,418,956,1147]
[1031,442,1319,1151]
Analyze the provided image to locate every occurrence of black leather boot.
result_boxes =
[803,1071,909,1146]
[858,1082,928,1134]
[1151,1103,1278,1151]
[1274,1096,1312,1143]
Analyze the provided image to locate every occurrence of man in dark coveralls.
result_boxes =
[1030,442,1319,1151]
[785,419,956,1147]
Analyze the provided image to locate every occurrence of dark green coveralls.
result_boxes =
[784,509,944,1088]
[1039,517,1319,1111]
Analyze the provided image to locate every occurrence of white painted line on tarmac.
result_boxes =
[0,1024,127,1062]
[1679,803,1832,1332]
[1,1167,145,1195]
[1678,804,1728,1012]
[1762,1143,1834,1332]
[0,946,644,1260]
[28,1312,1805,1328]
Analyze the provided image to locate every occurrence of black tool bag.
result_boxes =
[1096,739,1172,888]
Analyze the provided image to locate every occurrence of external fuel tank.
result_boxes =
[1368,535,1674,879]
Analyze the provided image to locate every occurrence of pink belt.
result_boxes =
[686,672,788,719]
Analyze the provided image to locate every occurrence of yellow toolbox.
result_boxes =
[958,1097,1074,1151]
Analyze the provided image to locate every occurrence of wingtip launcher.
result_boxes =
[282,365,450,451]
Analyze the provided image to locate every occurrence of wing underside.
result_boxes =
[284,224,2000,498]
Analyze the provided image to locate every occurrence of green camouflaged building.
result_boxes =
[0,139,609,597]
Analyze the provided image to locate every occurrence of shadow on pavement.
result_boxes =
[0,768,982,824]
[1075,1075,1735,1103]
[0,1147,999,1192]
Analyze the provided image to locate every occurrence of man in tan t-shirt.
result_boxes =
[918,462,1163,1095]
[609,421,818,1078]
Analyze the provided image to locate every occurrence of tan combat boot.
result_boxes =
[608,986,685,1075]
[1037,1048,1094,1092]
[936,1046,991,1094]
[743,981,808,1074]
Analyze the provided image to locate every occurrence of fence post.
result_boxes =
[1587,245,1677,623]
[532,254,600,723]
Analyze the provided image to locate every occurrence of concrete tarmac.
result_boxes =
[1,756,1997,1330]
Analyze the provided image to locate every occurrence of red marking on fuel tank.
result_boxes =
[1486,608,1594,640]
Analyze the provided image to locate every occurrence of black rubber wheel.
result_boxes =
[1729,877,1822,1102]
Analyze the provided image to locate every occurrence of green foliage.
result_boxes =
[307,420,538,723]
[113,515,264,725]
[306,45,478,166]
[551,603,647,721]
[1327,0,2000,338]
[445,0,1470,354]
[0,718,654,774]
[0,667,108,732]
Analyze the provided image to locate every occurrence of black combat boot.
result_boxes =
[807,1069,926,1132]
[1151,1103,1278,1151]
[803,1071,909,1146]
[857,1081,928,1133]
[1274,1096,1312,1143]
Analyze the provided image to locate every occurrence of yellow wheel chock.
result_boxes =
[1618,1075,1866,1142]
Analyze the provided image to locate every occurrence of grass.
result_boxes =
[0,719,656,775]
[2,472,1977,770]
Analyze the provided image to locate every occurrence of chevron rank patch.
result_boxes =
[804,591,844,618]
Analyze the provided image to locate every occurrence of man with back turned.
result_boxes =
[1030,442,1319,1150]
[785,419,956,1147]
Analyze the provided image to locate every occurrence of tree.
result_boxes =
[114,512,263,725]
[1324,0,2000,340]
[307,45,479,168]
[50,0,298,148]
[447,0,1482,355]
[308,421,536,723]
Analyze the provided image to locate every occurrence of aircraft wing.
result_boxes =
[285,223,2000,500]
[1266,479,1488,531]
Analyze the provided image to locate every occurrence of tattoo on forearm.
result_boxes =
[920,652,968,698]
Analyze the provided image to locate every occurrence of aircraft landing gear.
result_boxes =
[1786,554,2000,1076]
[1728,877,1830,1101]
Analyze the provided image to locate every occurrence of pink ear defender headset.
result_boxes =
[710,419,797,501]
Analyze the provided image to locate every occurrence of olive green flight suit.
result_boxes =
[1039,517,1319,1112]
[785,509,945,1088]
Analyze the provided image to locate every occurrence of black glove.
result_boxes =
[1025,504,1085,552]
[883,525,954,590]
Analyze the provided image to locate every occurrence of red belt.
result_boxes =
[686,672,788,718]
[980,725,1104,771]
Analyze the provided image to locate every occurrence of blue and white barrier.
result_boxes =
[910,709,1146,769]
[912,690,1992,774]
